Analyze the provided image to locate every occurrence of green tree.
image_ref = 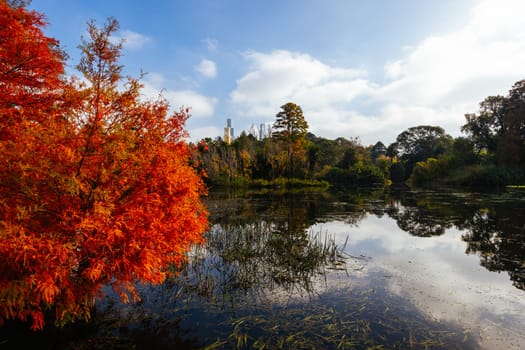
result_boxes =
[389,161,406,183]
[272,102,309,177]
[392,125,452,178]
[272,102,309,141]
[498,80,525,165]
[462,79,525,166]
[308,135,358,173]
[233,132,257,178]
[461,95,506,154]
[305,140,319,179]
[451,137,477,165]
[338,147,357,169]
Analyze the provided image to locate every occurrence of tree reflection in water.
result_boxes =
[91,193,476,349]
[387,188,525,292]
[461,205,525,291]
[182,222,346,301]
[2,187,523,349]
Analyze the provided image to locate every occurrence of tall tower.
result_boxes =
[259,123,265,140]
[224,118,234,144]
[249,124,257,139]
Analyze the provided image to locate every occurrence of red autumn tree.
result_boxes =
[0,3,208,330]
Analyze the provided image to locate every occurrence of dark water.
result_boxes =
[2,187,524,349]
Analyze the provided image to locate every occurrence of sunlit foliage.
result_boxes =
[0,5,207,330]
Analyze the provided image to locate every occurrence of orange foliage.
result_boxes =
[0,4,208,330]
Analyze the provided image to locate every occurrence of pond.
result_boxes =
[2,187,524,349]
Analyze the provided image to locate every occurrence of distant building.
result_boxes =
[247,123,272,140]
[260,123,268,140]
[223,120,274,143]
[249,124,258,139]
[224,118,234,144]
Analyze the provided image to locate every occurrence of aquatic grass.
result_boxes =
[163,223,475,349]
[248,177,330,189]
[204,285,476,350]
[507,185,525,189]
[179,222,351,300]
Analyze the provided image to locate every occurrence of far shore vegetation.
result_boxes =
[193,81,525,190]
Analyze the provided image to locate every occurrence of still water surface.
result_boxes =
[2,187,524,349]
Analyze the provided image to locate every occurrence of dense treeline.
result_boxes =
[195,79,525,188]
[193,103,387,188]
[412,79,525,186]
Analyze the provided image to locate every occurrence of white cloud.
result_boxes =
[164,90,217,118]
[186,126,222,143]
[230,50,370,129]
[229,0,525,145]
[112,30,151,50]
[384,60,402,80]
[311,215,525,350]
[141,73,218,119]
[195,59,217,79]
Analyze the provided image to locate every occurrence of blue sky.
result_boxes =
[30,0,524,145]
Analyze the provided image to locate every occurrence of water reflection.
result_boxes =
[386,189,525,292]
[1,187,524,349]
[185,222,346,300]
[207,188,525,293]
[205,188,525,349]
[462,204,525,291]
